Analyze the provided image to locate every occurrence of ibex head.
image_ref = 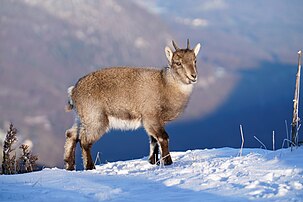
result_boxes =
[165,39,201,84]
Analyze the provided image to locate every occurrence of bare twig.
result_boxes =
[285,120,290,148]
[155,154,171,167]
[238,125,244,157]
[254,136,267,150]
[282,138,296,149]
[272,131,275,151]
[94,152,101,166]
[19,144,38,173]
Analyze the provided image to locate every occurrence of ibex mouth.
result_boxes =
[187,76,197,84]
[189,79,197,84]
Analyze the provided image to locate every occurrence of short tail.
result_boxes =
[65,86,75,112]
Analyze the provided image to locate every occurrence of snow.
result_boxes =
[1,147,303,201]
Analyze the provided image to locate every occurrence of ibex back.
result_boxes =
[64,40,201,170]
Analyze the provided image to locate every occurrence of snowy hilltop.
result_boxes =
[1,147,302,201]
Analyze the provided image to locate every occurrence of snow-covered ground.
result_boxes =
[1,147,302,202]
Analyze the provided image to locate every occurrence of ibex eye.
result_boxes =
[176,62,181,66]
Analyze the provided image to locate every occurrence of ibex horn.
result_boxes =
[187,39,190,49]
[172,40,180,51]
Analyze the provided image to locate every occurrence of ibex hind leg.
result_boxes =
[64,126,79,170]
[79,116,109,170]
[79,138,95,170]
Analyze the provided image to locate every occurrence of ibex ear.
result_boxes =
[193,43,201,56]
[165,46,173,64]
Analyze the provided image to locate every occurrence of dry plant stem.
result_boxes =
[272,131,275,151]
[291,50,302,150]
[254,136,267,150]
[285,120,290,148]
[94,152,101,166]
[2,123,17,174]
[155,154,172,166]
[238,125,244,157]
[2,123,38,174]
[282,139,295,149]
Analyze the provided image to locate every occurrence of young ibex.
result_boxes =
[64,39,201,170]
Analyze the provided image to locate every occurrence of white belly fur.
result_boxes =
[108,116,141,131]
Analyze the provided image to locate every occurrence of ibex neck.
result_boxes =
[163,67,193,95]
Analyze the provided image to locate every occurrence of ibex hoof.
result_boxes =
[85,164,96,170]
[149,155,173,166]
[148,154,159,165]
[65,163,75,171]
[162,155,173,166]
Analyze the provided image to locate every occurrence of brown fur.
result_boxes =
[64,40,201,170]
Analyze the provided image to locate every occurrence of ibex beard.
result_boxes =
[64,40,201,170]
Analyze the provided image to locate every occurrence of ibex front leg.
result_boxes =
[148,136,159,165]
[157,129,173,165]
[144,121,173,165]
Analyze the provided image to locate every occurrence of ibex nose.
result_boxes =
[189,74,197,83]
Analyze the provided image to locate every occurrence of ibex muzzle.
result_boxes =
[64,40,201,170]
